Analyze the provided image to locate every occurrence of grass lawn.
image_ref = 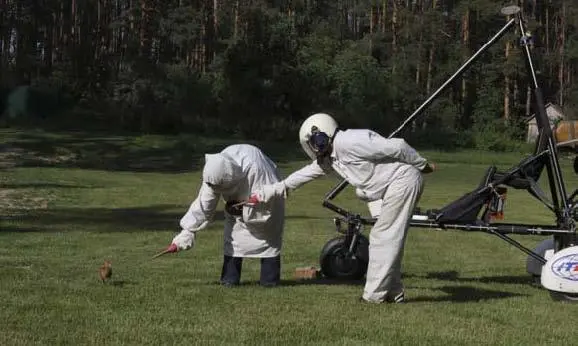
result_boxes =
[1,128,578,345]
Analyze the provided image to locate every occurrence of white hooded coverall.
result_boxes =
[172,144,285,258]
[279,129,426,302]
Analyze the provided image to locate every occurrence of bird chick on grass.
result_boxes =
[99,260,112,283]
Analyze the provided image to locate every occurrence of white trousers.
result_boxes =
[362,166,423,302]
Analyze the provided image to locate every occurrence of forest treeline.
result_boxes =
[1,0,577,150]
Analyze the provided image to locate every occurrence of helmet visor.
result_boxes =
[308,131,330,154]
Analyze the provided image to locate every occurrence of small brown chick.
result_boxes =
[99,260,112,283]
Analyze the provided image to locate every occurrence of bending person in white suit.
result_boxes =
[249,113,435,302]
[161,144,286,287]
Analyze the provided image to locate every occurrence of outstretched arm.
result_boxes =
[283,160,327,190]
[180,182,220,231]
[171,183,221,251]
[248,161,327,204]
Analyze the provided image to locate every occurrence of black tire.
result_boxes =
[319,235,369,280]
[549,290,578,303]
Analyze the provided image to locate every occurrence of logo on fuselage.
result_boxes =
[551,254,578,281]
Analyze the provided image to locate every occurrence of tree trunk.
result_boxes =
[381,0,387,33]
[416,17,422,86]
[504,22,511,121]
[422,0,438,130]
[213,0,218,61]
[423,44,435,130]
[526,85,532,117]
[71,0,76,45]
[558,0,565,106]
[545,1,549,54]
[1,0,10,68]
[392,0,398,73]
[139,0,148,59]
[461,8,470,123]
[44,3,54,71]
[233,0,239,39]
[369,6,373,53]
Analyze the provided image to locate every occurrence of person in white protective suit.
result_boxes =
[160,144,286,287]
[247,113,435,303]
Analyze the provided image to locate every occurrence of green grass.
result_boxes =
[1,128,578,345]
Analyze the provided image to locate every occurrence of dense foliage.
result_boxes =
[1,0,577,149]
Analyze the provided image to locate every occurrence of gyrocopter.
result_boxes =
[317,5,578,302]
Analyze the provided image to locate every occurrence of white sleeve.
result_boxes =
[179,182,220,232]
[253,181,289,202]
[283,161,327,190]
[353,131,428,170]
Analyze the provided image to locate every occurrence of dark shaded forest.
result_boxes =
[1,0,577,150]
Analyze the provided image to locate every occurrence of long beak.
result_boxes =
[152,249,172,259]
[152,243,178,259]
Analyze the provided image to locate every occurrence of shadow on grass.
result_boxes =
[280,278,365,286]
[0,206,219,232]
[422,270,536,286]
[204,278,365,288]
[1,204,329,233]
[409,285,528,303]
[204,280,524,302]
[0,226,48,233]
[0,129,307,173]
[0,182,98,189]
[109,280,138,288]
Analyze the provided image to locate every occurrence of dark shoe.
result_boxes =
[358,291,405,304]
[220,281,238,288]
[260,282,279,288]
[385,291,405,304]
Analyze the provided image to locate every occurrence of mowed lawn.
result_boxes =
[1,128,578,345]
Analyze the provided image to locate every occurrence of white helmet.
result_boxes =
[299,113,339,160]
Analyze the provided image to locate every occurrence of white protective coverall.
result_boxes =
[172,144,285,258]
[268,129,426,302]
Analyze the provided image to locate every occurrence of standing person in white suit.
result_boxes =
[159,144,286,287]
[248,113,435,302]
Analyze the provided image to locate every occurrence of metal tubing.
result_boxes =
[322,199,352,217]
[330,210,571,236]
[322,18,518,208]
[487,230,547,264]
[407,220,570,235]
[321,12,576,250]
[388,18,517,139]
[323,179,349,201]
[517,16,570,218]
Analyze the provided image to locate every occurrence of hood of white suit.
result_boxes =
[202,153,242,192]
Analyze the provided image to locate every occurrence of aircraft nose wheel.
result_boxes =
[319,235,369,280]
[549,291,578,302]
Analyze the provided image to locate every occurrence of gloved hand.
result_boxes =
[247,182,288,205]
[152,229,198,259]
[171,229,197,251]
[246,193,262,206]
